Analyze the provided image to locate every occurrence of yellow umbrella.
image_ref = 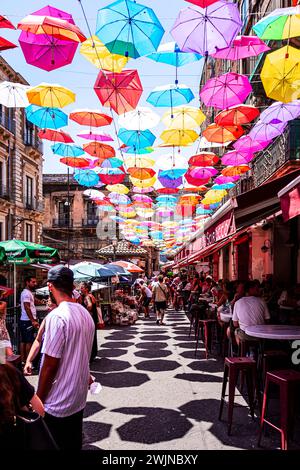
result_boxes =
[160,129,199,146]
[162,105,206,129]
[202,189,227,204]
[130,175,157,188]
[80,35,128,73]
[261,45,300,103]
[26,83,75,108]
[119,210,136,218]
[106,184,129,194]
[125,156,155,168]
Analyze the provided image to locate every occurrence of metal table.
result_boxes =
[245,325,300,340]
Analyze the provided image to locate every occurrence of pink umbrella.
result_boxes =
[157,209,174,217]
[233,135,271,153]
[77,130,114,142]
[200,73,252,109]
[249,120,287,142]
[132,195,153,203]
[214,175,240,184]
[212,35,270,60]
[221,150,254,166]
[188,167,218,179]
[132,186,154,194]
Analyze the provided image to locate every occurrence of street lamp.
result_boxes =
[112,236,118,262]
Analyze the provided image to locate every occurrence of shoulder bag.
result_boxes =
[15,410,59,450]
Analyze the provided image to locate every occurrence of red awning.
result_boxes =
[278,175,300,222]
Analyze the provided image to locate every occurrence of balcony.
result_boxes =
[82,217,99,227]
[52,217,73,228]
[23,196,44,212]
[0,184,10,200]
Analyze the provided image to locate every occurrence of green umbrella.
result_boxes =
[0,246,7,264]
[0,239,60,265]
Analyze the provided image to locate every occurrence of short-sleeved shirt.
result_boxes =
[20,289,37,321]
[153,283,168,302]
[40,301,94,418]
[232,296,271,332]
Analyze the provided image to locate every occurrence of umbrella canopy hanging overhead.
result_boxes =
[171,1,242,56]
[253,6,300,40]
[100,173,126,185]
[260,100,300,123]
[96,0,164,59]
[25,105,68,129]
[221,165,250,177]
[221,150,254,166]
[187,166,218,179]
[60,157,90,168]
[69,109,112,127]
[260,46,300,103]
[0,37,17,51]
[100,157,123,169]
[160,129,198,146]
[118,107,160,131]
[77,130,113,142]
[147,83,194,108]
[125,156,155,168]
[249,120,287,142]
[27,83,75,108]
[94,69,143,115]
[162,105,206,129]
[106,184,129,194]
[0,15,15,29]
[185,173,210,186]
[158,172,183,188]
[38,129,74,143]
[17,14,86,43]
[147,41,202,67]
[127,168,156,180]
[118,129,156,148]
[0,81,29,108]
[120,144,154,154]
[80,35,129,72]
[212,35,270,60]
[83,142,115,159]
[51,143,85,157]
[215,104,260,126]
[202,123,244,143]
[188,152,219,166]
[233,135,271,153]
[74,169,100,187]
[200,73,252,109]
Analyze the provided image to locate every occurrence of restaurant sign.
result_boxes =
[192,211,235,251]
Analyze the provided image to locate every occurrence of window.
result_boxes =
[240,0,249,33]
[58,201,71,226]
[86,201,98,224]
[0,105,15,133]
[25,223,33,242]
[23,117,35,146]
[25,176,34,208]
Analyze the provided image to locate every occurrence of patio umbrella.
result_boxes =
[0,37,17,51]
[60,157,90,168]
[72,262,115,280]
[96,0,164,59]
[83,142,115,159]
[51,143,84,157]
[77,130,113,142]
[203,123,244,143]
[249,120,287,142]
[171,1,242,56]
[25,105,68,129]
[221,165,250,177]
[106,263,131,276]
[260,100,300,123]
[253,6,300,40]
[26,83,75,108]
[17,15,86,43]
[233,135,271,153]
[38,129,74,143]
[74,169,100,187]
[80,35,128,72]
[69,109,112,127]
[188,152,219,166]
[260,46,300,103]
[162,105,206,129]
[0,240,59,265]
[200,73,252,109]
[0,81,29,108]
[118,129,156,148]
[221,150,254,166]
[118,107,160,131]
[147,84,194,109]
[215,104,260,126]
[160,129,198,146]
[110,261,144,273]
[0,15,15,29]
[212,35,270,60]
[94,69,143,115]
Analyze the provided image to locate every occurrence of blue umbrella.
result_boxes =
[196,207,212,215]
[74,169,99,187]
[147,84,194,108]
[105,263,132,276]
[100,157,124,168]
[156,195,178,203]
[159,168,187,179]
[147,41,202,67]
[121,145,154,154]
[97,167,124,175]
[51,143,85,157]
[25,104,68,129]
[211,183,236,190]
[96,0,164,59]
[118,129,156,147]
[72,262,115,280]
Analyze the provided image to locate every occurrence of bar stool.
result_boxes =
[261,350,289,390]
[258,369,300,450]
[195,319,217,359]
[219,357,258,435]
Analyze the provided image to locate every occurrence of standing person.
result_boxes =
[19,277,43,364]
[152,275,169,325]
[139,280,152,318]
[0,290,14,359]
[37,266,94,450]
[80,281,98,363]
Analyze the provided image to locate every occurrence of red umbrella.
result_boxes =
[188,152,219,166]
[202,123,244,143]
[0,16,15,29]
[38,129,74,143]
[156,188,180,194]
[60,157,91,168]
[185,174,210,186]
[0,36,17,51]
[99,173,126,185]
[215,105,260,126]
[0,285,14,297]
[94,69,143,115]
[185,0,219,7]
[83,142,115,159]
[69,110,113,127]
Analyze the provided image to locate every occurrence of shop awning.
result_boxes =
[278,175,300,222]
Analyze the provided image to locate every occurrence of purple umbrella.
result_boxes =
[249,120,287,142]
[171,1,242,56]
[233,135,271,153]
[260,100,300,123]
[200,73,252,109]
[158,171,183,188]
[221,150,254,166]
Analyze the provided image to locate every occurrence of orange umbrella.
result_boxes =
[111,260,144,272]
[17,15,86,42]
[202,123,244,143]
[188,152,219,167]
[127,167,156,180]
[83,142,115,159]
[182,185,208,192]
[60,157,90,168]
[179,194,201,205]
[221,165,250,176]
[69,109,113,127]
[215,104,259,126]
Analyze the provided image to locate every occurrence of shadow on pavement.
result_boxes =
[134,349,172,359]
[97,349,128,358]
[187,360,224,373]
[175,373,223,383]
[135,359,181,372]
[139,335,171,341]
[83,401,105,418]
[100,341,134,349]
[93,371,150,388]
[91,358,131,373]
[82,421,112,445]
[135,342,169,349]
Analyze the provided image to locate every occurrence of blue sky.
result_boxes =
[1,0,204,173]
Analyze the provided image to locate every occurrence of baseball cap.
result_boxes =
[47,265,74,285]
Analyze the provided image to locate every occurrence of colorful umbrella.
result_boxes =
[38,129,74,143]
[0,15,15,29]
[212,183,235,190]
[69,109,112,127]
[171,1,242,56]
[203,123,244,143]
[106,184,129,194]
[221,150,254,166]
[158,172,183,189]
[158,168,186,179]
[111,260,144,273]
[29,5,76,22]
[147,84,194,108]
[260,46,300,103]
[125,156,155,168]
[94,69,143,115]
[215,104,260,126]
[200,73,252,109]
[130,175,156,188]
[156,187,180,195]
[109,193,131,205]
[260,100,300,123]
[233,135,271,153]
[51,143,84,157]
[156,154,188,171]
[132,186,155,193]
[249,120,287,142]
[74,169,100,187]
[100,158,123,169]
[221,165,250,177]
[212,35,270,60]
[96,0,164,59]
[202,189,227,203]
[118,107,160,131]
[77,130,113,142]
[162,105,206,129]
[127,168,156,180]
[25,105,68,129]
[17,14,86,43]
[118,129,156,148]
[0,37,17,51]
[147,41,202,68]
[100,173,126,185]
[160,129,198,146]
[253,6,300,40]
[185,173,210,186]
[188,152,219,166]
[84,189,106,199]
[60,157,90,168]
[83,142,115,159]
[80,35,128,72]
[0,81,29,108]
[214,175,240,184]
[26,83,75,108]
[187,166,218,179]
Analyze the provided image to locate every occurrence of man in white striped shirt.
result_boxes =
[37,265,94,450]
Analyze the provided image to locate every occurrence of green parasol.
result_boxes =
[0,240,60,265]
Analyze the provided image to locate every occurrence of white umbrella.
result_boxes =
[83,189,106,199]
[0,81,30,108]
[155,153,188,170]
[118,106,160,130]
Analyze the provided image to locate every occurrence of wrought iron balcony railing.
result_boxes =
[52,217,73,228]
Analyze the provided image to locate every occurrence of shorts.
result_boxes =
[234,328,259,342]
[19,320,36,344]
[155,301,167,312]
[143,297,152,307]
